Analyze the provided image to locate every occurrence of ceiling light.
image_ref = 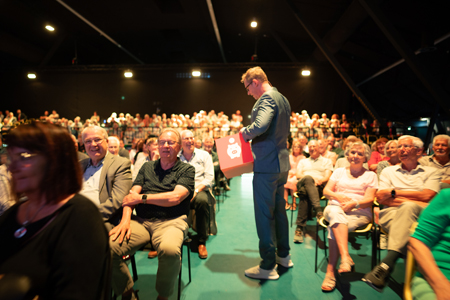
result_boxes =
[27,73,36,79]
[251,21,257,28]
[45,25,55,32]
[124,70,133,78]
[301,68,311,76]
[192,70,201,77]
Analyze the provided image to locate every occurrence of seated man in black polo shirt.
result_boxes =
[109,128,195,300]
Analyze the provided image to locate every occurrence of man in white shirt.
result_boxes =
[179,130,214,259]
[294,140,333,243]
[363,135,441,292]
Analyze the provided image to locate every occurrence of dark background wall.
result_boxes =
[1,65,362,125]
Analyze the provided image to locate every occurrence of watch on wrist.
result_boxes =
[391,189,396,198]
[141,194,147,204]
[195,189,199,194]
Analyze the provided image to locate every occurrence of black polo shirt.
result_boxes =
[133,158,195,219]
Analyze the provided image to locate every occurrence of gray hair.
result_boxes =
[384,140,398,156]
[308,139,318,147]
[81,125,108,142]
[433,134,450,147]
[107,136,120,145]
[160,128,181,144]
[344,141,371,162]
[398,135,423,149]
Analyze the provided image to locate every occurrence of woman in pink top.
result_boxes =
[367,137,389,172]
[284,140,306,210]
[321,142,378,292]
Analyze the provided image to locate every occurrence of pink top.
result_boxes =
[367,151,389,166]
[328,167,378,218]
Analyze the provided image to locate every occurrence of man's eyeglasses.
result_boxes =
[85,138,104,145]
[158,140,178,146]
[245,81,253,92]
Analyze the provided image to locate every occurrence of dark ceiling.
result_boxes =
[1,0,450,121]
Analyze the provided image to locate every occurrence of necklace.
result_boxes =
[14,202,46,239]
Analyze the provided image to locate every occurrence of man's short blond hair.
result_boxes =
[241,66,268,84]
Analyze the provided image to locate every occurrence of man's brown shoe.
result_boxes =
[198,245,208,259]
[148,250,157,259]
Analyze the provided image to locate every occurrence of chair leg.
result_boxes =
[131,255,138,282]
[178,245,183,300]
[187,240,192,283]
[315,221,319,273]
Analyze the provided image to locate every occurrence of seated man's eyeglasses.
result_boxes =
[158,140,178,146]
[85,138,104,145]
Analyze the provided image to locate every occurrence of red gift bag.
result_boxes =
[215,133,254,178]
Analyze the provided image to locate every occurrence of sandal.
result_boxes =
[285,204,291,210]
[290,203,297,211]
[338,259,355,274]
[321,276,336,292]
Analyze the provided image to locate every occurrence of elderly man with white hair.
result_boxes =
[108,136,120,156]
[179,129,214,259]
[419,134,450,189]
[363,135,441,292]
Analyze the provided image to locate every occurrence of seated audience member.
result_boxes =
[0,122,109,299]
[321,142,377,291]
[408,189,450,300]
[194,138,203,149]
[80,126,132,229]
[179,130,214,259]
[70,134,88,161]
[203,137,226,195]
[376,140,400,179]
[334,137,368,169]
[358,118,372,141]
[118,139,130,159]
[16,109,27,122]
[318,139,337,166]
[294,140,333,243]
[109,128,195,300]
[367,137,389,172]
[0,161,13,216]
[298,135,310,157]
[419,134,450,189]
[284,140,306,210]
[132,137,159,182]
[131,138,145,164]
[362,135,441,292]
[327,135,343,158]
[108,136,120,156]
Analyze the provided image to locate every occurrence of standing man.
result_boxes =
[179,130,214,259]
[240,66,293,280]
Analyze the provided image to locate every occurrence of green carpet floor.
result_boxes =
[130,173,403,300]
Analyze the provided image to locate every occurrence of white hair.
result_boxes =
[433,134,450,147]
[107,136,120,145]
[398,135,423,149]
[384,140,398,156]
[344,141,371,162]
[81,125,108,141]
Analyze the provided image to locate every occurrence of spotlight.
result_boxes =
[27,73,36,79]
[301,68,311,76]
[192,70,201,77]
[251,21,257,28]
[124,70,133,78]
[45,25,55,32]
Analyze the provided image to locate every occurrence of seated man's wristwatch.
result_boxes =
[141,194,147,204]
[391,189,396,198]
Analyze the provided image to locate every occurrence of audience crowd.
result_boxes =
[0,107,449,300]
